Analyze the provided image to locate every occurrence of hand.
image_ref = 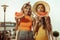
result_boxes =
[14,26,18,31]
[34,32,38,39]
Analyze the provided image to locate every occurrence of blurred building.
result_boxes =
[0,22,16,31]
[0,22,16,27]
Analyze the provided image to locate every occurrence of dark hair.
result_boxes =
[36,4,45,12]
[41,17,46,29]
[35,17,46,32]
[21,3,32,16]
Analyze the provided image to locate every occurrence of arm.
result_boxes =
[32,17,38,39]
[33,17,40,37]
[15,17,20,30]
[33,17,38,34]
[46,16,54,40]
[15,12,23,30]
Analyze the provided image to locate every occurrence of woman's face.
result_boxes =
[36,4,45,12]
[23,6,30,15]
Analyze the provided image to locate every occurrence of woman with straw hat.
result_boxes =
[33,1,54,40]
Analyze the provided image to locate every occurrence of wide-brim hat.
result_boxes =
[33,1,50,14]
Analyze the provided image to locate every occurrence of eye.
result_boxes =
[41,7,44,9]
[37,7,40,9]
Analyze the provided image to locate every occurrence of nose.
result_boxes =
[26,9,29,12]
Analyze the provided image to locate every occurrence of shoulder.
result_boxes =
[45,16,50,20]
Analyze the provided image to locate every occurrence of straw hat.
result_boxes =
[33,1,50,14]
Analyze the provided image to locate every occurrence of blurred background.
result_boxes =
[0,0,60,40]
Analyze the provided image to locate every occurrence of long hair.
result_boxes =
[41,17,46,29]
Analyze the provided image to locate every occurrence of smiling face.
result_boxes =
[22,4,31,16]
[23,6,30,15]
[36,4,45,12]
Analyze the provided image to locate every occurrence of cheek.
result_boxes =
[37,9,40,11]
[23,9,26,12]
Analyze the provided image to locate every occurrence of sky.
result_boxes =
[0,0,60,37]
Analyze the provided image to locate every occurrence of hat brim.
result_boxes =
[32,1,50,14]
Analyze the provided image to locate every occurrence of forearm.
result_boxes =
[33,24,37,33]
[33,18,37,33]
[15,17,20,30]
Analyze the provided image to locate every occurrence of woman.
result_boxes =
[33,1,53,40]
[15,2,34,40]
